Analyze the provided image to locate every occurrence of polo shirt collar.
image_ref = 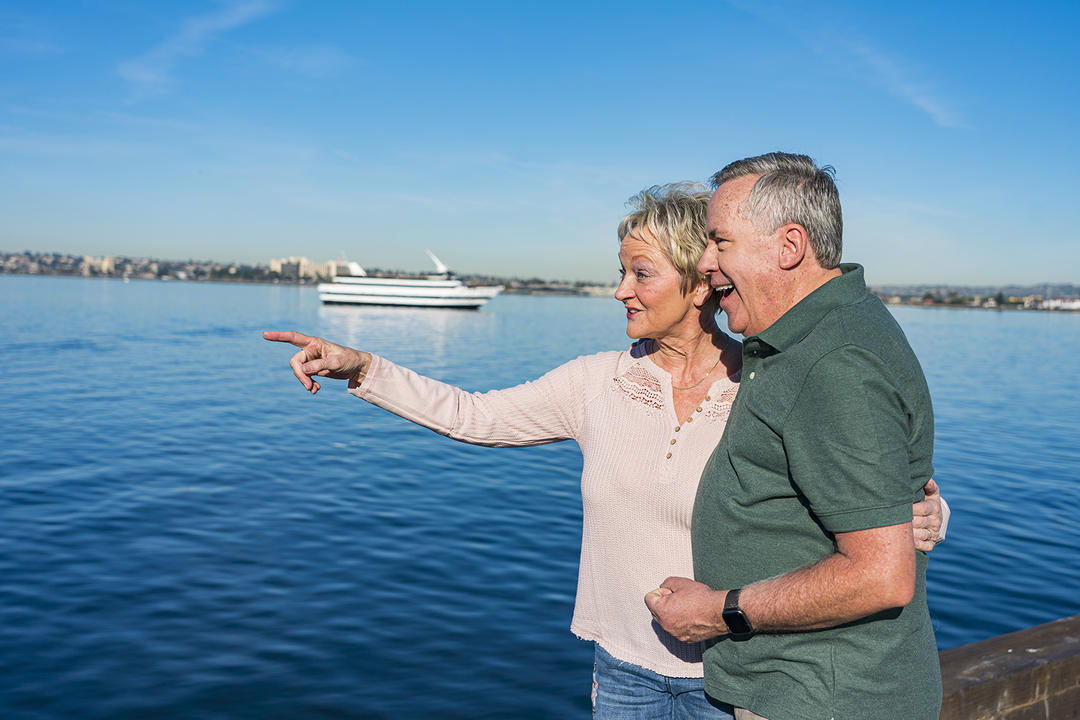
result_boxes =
[750,263,868,352]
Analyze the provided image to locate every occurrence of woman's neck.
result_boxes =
[649,316,733,389]
[645,310,741,394]
[650,332,723,370]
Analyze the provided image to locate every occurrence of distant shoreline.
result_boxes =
[6,271,1080,312]
[0,270,618,297]
[881,299,1079,314]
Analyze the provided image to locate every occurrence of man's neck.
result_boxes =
[794,266,843,301]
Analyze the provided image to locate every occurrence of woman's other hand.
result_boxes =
[912,478,948,552]
[263,330,372,395]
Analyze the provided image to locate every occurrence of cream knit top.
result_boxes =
[348,341,741,678]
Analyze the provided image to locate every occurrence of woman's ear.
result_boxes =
[692,278,713,308]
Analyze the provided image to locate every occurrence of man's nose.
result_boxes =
[697,245,718,274]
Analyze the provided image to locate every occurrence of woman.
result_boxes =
[264,183,947,719]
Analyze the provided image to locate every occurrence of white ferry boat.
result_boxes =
[317,251,503,309]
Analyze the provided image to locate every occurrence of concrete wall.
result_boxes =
[940,614,1080,719]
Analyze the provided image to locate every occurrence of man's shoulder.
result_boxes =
[812,290,894,338]
[803,293,917,367]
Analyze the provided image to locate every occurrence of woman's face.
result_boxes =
[615,230,706,340]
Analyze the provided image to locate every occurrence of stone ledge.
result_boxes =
[940,614,1080,719]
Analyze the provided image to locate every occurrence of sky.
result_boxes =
[1,0,1078,285]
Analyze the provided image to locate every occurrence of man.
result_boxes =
[646,152,941,720]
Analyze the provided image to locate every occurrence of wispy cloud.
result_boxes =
[0,129,147,159]
[256,45,356,77]
[0,20,63,56]
[847,44,965,129]
[98,111,203,133]
[392,148,634,190]
[0,36,62,56]
[117,1,276,95]
[724,0,964,129]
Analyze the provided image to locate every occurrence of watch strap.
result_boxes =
[722,587,754,638]
[724,587,742,611]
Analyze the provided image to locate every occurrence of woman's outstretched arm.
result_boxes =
[263,329,591,447]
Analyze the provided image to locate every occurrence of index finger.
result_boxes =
[661,576,693,592]
[263,330,314,347]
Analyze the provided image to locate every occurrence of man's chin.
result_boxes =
[719,296,740,322]
[721,306,746,335]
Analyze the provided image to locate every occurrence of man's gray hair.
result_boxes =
[710,152,843,269]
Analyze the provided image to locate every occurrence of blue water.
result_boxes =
[1,275,1078,718]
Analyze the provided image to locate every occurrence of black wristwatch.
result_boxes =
[722,588,754,639]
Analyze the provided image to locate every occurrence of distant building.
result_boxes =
[81,256,116,275]
[269,256,323,279]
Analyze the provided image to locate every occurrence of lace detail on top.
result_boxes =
[703,370,741,422]
[612,364,664,413]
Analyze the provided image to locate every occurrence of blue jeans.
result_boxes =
[592,644,736,720]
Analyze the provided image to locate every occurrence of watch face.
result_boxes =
[723,609,753,636]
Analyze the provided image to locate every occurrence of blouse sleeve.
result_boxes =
[347,353,593,447]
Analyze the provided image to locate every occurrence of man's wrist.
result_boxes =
[722,587,755,639]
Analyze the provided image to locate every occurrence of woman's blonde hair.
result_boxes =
[618,182,713,298]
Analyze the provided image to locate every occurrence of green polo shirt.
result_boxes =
[693,264,941,720]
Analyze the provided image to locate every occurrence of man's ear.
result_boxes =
[778,223,809,270]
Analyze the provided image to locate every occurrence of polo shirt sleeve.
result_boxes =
[782,345,916,534]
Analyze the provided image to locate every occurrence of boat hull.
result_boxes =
[317,280,502,309]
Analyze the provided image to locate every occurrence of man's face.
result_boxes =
[698,175,780,336]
